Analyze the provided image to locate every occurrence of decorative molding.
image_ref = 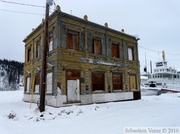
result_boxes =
[79,57,128,67]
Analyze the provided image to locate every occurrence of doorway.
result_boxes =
[66,70,80,102]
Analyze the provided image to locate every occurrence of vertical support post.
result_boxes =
[145,52,147,74]
[150,61,152,74]
[39,3,49,112]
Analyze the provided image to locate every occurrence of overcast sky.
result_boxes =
[1,0,180,72]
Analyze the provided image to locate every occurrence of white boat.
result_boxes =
[141,82,161,96]
[141,51,180,95]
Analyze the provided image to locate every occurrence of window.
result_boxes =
[27,48,31,62]
[128,47,134,60]
[46,72,53,93]
[34,74,40,93]
[112,73,123,90]
[93,38,102,55]
[92,72,104,91]
[67,30,79,50]
[35,74,40,85]
[25,77,30,93]
[112,43,119,58]
[129,75,137,89]
[49,32,53,51]
[35,39,41,58]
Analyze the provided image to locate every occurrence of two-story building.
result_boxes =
[23,5,141,107]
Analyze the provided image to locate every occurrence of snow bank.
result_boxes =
[0,90,180,134]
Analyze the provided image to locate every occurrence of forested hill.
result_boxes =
[0,59,24,91]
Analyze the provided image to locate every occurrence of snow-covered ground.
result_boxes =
[1,89,180,134]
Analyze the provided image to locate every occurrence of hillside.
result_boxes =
[0,59,24,91]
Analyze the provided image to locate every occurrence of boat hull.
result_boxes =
[161,88,180,93]
[141,88,161,96]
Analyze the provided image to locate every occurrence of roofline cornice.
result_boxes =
[23,10,137,42]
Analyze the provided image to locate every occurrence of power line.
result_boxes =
[139,45,180,56]
[0,8,44,16]
[0,0,45,8]
[139,46,160,53]
[139,53,160,60]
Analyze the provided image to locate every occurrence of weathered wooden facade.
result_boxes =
[23,6,141,107]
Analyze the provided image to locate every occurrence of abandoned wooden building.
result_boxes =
[23,5,141,107]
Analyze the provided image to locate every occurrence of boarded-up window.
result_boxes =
[46,72,52,93]
[26,77,30,93]
[93,38,102,55]
[92,72,104,91]
[27,48,31,62]
[67,30,79,50]
[35,40,40,58]
[128,47,134,60]
[112,73,123,90]
[49,32,53,51]
[34,74,40,93]
[112,43,119,58]
[129,75,137,89]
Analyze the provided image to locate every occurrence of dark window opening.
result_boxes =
[35,40,40,58]
[27,48,31,62]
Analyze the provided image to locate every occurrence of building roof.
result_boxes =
[23,8,137,42]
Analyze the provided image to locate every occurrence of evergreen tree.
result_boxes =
[0,59,24,90]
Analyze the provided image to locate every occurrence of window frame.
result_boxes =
[34,73,40,93]
[46,71,53,93]
[92,72,105,91]
[129,74,137,89]
[128,47,134,60]
[35,39,41,58]
[112,73,123,91]
[67,30,79,50]
[93,38,102,55]
[27,47,31,62]
[25,76,30,93]
[49,32,53,52]
[112,43,120,58]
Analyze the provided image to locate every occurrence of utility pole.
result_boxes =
[39,0,53,112]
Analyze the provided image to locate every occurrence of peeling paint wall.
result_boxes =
[23,9,141,107]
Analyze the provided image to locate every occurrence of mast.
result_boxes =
[162,50,165,61]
